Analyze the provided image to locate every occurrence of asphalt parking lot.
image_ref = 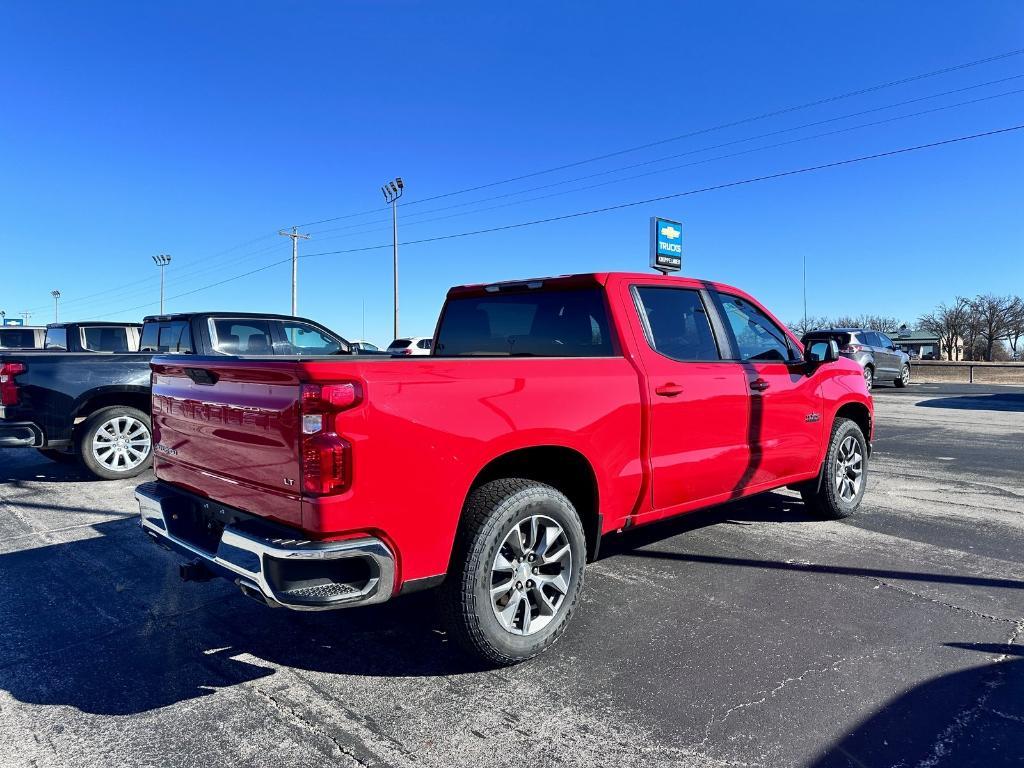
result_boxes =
[1,383,1021,768]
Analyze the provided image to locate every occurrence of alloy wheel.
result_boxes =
[834,435,864,503]
[490,515,572,636]
[901,365,910,386]
[91,415,151,472]
[863,367,873,390]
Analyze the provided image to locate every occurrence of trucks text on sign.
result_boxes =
[649,217,682,273]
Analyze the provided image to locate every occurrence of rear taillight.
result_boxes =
[0,362,26,406]
[299,382,362,495]
[401,349,413,355]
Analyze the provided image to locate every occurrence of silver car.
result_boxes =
[807,328,911,390]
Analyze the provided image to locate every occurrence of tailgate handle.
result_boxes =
[185,368,219,386]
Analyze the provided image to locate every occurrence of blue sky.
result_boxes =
[1,2,1022,344]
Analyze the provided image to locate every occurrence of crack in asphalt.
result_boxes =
[912,620,1023,768]
[250,685,379,768]
[873,580,1020,625]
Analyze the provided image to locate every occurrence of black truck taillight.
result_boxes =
[299,382,361,495]
[0,362,26,406]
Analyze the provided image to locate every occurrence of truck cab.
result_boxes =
[43,322,142,353]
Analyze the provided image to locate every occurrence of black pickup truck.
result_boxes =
[0,312,354,479]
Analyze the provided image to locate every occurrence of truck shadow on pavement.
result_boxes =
[1,490,1021,761]
[808,643,1024,767]
[915,393,1024,412]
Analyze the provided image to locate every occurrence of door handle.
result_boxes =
[655,383,685,397]
[750,378,770,392]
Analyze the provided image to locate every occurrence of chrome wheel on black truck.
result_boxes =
[443,478,586,666]
[77,406,153,480]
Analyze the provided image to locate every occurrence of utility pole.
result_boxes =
[152,254,172,313]
[381,177,404,340]
[21,311,31,324]
[802,253,807,333]
[51,290,61,323]
[278,227,310,316]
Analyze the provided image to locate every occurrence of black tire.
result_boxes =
[442,478,587,666]
[800,417,868,520]
[894,364,910,388]
[36,448,77,464]
[862,365,874,391]
[76,406,153,480]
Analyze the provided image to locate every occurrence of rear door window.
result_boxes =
[633,287,720,361]
[276,320,343,355]
[435,288,614,357]
[210,319,274,355]
[717,294,795,362]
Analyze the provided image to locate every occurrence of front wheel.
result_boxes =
[77,406,153,480]
[442,478,587,666]
[895,364,910,388]
[800,417,868,519]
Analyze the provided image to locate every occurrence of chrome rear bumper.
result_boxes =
[135,481,395,610]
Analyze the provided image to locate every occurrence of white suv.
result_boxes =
[387,337,432,356]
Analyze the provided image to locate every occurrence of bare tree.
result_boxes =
[969,294,1018,362]
[788,315,830,336]
[1005,297,1024,360]
[918,297,970,361]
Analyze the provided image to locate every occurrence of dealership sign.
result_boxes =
[649,217,682,273]
[3,318,24,326]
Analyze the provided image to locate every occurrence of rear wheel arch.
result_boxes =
[463,446,602,562]
[73,388,151,424]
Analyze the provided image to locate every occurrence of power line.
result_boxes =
[302,124,1024,258]
[98,122,1024,319]
[299,86,1024,247]
[305,74,1024,237]
[293,48,1024,227]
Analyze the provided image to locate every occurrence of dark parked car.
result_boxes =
[0,312,355,479]
[803,328,911,390]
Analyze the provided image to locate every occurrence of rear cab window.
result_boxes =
[44,328,68,350]
[81,326,132,352]
[435,288,615,357]
[140,321,193,353]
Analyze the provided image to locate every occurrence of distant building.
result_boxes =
[893,328,960,360]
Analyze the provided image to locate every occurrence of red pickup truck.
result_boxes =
[136,272,872,664]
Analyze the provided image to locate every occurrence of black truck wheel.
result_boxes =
[800,417,868,519]
[443,479,586,666]
[77,406,153,480]
[36,448,78,464]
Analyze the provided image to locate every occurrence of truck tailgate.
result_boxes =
[151,358,304,526]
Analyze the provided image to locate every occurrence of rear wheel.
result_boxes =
[800,417,868,519]
[77,406,153,480]
[862,365,874,391]
[442,478,586,666]
[895,364,910,388]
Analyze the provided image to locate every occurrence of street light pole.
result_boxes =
[152,254,172,313]
[278,227,311,316]
[51,290,61,323]
[381,177,404,340]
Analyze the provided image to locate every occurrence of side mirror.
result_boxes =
[804,338,839,365]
